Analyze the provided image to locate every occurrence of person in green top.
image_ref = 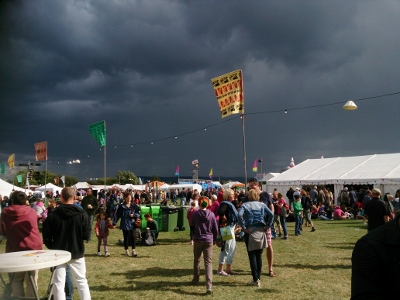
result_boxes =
[293,195,303,236]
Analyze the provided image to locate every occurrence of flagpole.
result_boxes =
[104,144,106,190]
[242,113,247,185]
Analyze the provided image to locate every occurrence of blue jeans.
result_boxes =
[279,215,288,237]
[65,265,74,300]
[295,215,302,235]
[244,233,263,282]
[88,214,94,241]
[180,198,186,206]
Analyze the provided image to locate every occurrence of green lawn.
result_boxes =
[0,218,366,299]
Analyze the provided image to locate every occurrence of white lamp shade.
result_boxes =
[343,100,357,110]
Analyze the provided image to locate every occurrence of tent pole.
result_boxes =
[241,113,247,186]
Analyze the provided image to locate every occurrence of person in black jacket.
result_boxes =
[42,187,91,300]
[351,215,400,299]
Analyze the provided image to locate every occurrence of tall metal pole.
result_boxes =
[104,145,107,190]
[242,114,247,185]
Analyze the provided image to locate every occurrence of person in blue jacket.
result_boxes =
[113,192,141,257]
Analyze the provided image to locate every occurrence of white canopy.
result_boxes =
[73,182,93,190]
[266,153,400,201]
[166,183,203,193]
[35,183,63,194]
[0,178,25,198]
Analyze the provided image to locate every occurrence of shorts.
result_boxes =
[265,228,272,245]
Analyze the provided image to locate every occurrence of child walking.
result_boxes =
[95,211,116,256]
[293,194,303,236]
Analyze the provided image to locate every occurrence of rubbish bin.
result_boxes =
[177,205,190,231]
[160,206,179,232]
[149,205,162,231]
[140,206,151,229]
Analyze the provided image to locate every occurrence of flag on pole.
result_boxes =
[16,174,22,183]
[89,120,106,146]
[211,69,244,118]
[175,165,180,176]
[34,141,48,161]
[252,160,258,173]
[209,168,213,179]
[8,154,15,169]
[60,175,65,188]
[139,177,143,185]
[0,163,5,175]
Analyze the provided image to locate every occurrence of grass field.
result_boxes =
[0,218,367,299]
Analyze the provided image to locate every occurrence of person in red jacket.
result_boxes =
[95,211,116,256]
[0,191,42,298]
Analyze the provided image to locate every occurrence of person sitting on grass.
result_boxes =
[333,206,348,220]
[141,213,159,245]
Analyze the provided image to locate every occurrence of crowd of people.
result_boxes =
[1,183,400,297]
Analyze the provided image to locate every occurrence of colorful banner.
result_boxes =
[16,174,22,183]
[8,154,15,169]
[211,69,244,118]
[252,159,258,173]
[209,168,213,179]
[0,163,5,175]
[89,120,106,146]
[34,141,48,161]
[175,165,180,176]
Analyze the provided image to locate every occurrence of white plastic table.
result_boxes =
[0,249,71,299]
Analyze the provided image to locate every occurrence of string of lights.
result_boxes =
[51,90,400,163]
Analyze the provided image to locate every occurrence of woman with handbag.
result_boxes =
[113,192,141,257]
[216,188,239,276]
[238,189,274,287]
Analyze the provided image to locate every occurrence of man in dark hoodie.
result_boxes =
[42,187,91,299]
[191,196,219,295]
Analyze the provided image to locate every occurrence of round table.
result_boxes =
[0,250,71,299]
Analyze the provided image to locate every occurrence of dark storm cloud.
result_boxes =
[1,0,400,181]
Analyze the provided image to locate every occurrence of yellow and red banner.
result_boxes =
[8,153,15,169]
[211,69,244,118]
[34,141,48,161]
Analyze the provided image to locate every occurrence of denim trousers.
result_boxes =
[193,241,213,289]
[53,257,91,300]
[279,215,288,237]
[65,266,74,300]
[244,233,263,282]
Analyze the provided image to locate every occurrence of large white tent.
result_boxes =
[35,183,63,194]
[266,153,400,202]
[0,178,25,197]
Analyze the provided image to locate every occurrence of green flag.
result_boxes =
[16,174,22,183]
[0,163,5,174]
[89,120,106,146]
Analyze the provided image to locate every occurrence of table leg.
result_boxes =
[27,271,40,300]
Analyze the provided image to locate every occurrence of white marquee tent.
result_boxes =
[35,183,63,194]
[0,178,25,197]
[266,153,400,202]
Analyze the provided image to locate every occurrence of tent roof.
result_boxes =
[35,183,63,193]
[267,153,400,185]
[0,178,25,196]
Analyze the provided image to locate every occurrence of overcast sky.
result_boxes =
[1,0,400,182]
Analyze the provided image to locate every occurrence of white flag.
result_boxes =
[60,175,66,188]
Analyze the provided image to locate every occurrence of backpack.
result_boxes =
[145,231,156,246]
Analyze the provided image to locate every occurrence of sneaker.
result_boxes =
[105,252,110,257]
[97,251,101,256]
[217,271,230,276]
[311,227,316,232]
[132,249,137,257]
[247,279,260,287]
[281,236,288,240]
[125,250,130,256]
[206,289,212,295]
